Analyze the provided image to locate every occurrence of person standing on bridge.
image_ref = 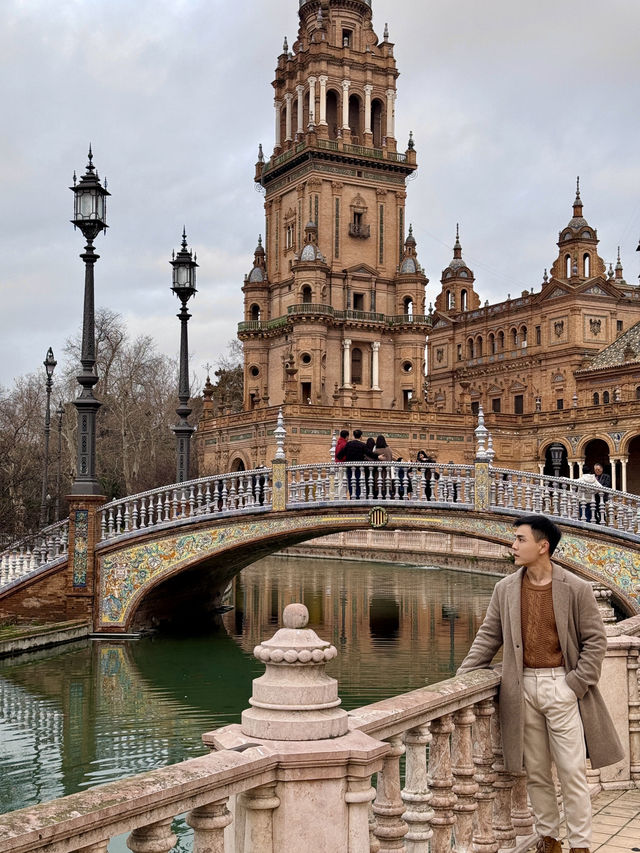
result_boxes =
[458,514,623,853]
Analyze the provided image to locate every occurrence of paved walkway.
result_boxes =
[560,788,640,852]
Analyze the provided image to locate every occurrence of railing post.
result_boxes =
[472,698,498,853]
[402,724,433,852]
[510,772,534,838]
[373,735,408,851]
[271,406,287,511]
[491,711,516,848]
[66,495,106,624]
[429,714,456,853]
[452,706,478,850]
[239,784,280,853]
[628,643,640,784]
[474,462,490,512]
[187,799,233,853]
[345,776,377,853]
[126,818,177,853]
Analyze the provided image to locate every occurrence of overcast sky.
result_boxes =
[2,0,639,392]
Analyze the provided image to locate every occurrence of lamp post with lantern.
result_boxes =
[39,347,57,527]
[55,400,65,522]
[69,147,109,496]
[170,229,198,483]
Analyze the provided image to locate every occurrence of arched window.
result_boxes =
[445,289,451,310]
[348,94,362,143]
[404,296,413,316]
[461,289,468,311]
[326,90,339,140]
[467,338,474,359]
[476,336,483,357]
[250,304,261,322]
[593,392,600,405]
[498,330,505,350]
[603,390,610,404]
[302,286,312,304]
[636,386,640,400]
[489,333,496,354]
[565,254,572,278]
[520,325,528,347]
[511,327,518,348]
[351,347,363,384]
[583,253,591,277]
[371,99,384,148]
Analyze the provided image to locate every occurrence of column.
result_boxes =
[345,777,377,853]
[371,342,381,390]
[538,463,545,476]
[342,80,351,130]
[452,707,478,852]
[343,339,352,388]
[386,89,396,140]
[364,84,373,135]
[187,800,233,853]
[274,99,282,149]
[472,699,498,853]
[318,75,328,125]
[621,456,628,492]
[296,85,304,136]
[402,725,433,853]
[308,76,317,126]
[611,457,618,491]
[372,735,408,851]
[285,92,293,141]
[429,714,456,853]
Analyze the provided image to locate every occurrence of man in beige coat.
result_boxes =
[458,514,623,853]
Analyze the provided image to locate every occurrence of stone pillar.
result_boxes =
[207,604,389,853]
[342,80,351,131]
[386,89,396,140]
[66,494,106,623]
[308,76,317,126]
[472,699,498,853]
[491,713,516,848]
[127,819,176,853]
[429,714,456,853]
[296,85,304,136]
[318,76,328,126]
[186,800,233,853]
[274,99,282,150]
[621,456,628,492]
[343,339,352,388]
[402,725,433,852]
[285,92,293,142]
[452,707,478,851]
[372,735,408,851]
[474,461,490,511]
[611,457,618,491]
[364,84,373,136]
[510,773,534,838]
[599,633,640,784]
[538,463,545,476]
[371,342,381,390]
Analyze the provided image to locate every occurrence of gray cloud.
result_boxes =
[2,0,639,389]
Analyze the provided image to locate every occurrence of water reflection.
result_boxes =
[0,555,497,816]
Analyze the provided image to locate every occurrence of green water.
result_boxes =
[0,555,498,818]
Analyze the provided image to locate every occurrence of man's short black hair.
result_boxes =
[353,429,363,439]
[514,514,562,556]
[340,429,349,439]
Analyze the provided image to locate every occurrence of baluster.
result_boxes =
[491,711,516,848]
[163,490,171,522]
[189,485,196,515]
[373,735,407,851]
[139,497,147,529]
[115,506,123,534]
[237,476,246,507]
[171,488,178,519]
[123,503,131,533]
[186,798,233,853]
[180,487,188,516]
[402,724,433,852]
[100,511,107,541]
[204,481,211,512]
[472,698,498,853]
[154,493,162,524]
[429,714,455,853]
[551,483,560,516]
[127,818,177,853]
[238,783,280,853]
[132,500,139,531]
[221,480,229,510]
[345,775,377,853]
[510,771,534,838]
[369,804,382,853]
[366,466,374,500]
[452,706,477,850]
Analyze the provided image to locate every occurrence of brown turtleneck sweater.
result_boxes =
[521,574,564,668]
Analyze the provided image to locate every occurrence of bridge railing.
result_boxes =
[98,469,272,542]
[492,468,640,534]
[0,670,539,853]
[0,519,69,587]
[287,461,476,506]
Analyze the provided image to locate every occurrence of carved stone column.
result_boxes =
[371,342,381,390]
[127,819,177,853]
[285,92,293,142]
[296,85,304,137]
[343,339,352,388]
[346,776,377,853]
[342,80,351,131]
[239,784,280,853]
[452,706,478,851]
[364,84,373,136]
[274,99,282,150]
[491,712,516,848]
[308,76,317,126]
[318,75,328,126]
[621,456,629,492]
[386,89,396,140]
[402,724,433,852]
[187,800,233,853]
[373,736,408,851]
[509,773,534,838]
[429,714,456,853]
[472,699,498,853]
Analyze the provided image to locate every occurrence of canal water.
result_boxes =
[0,554,498,827]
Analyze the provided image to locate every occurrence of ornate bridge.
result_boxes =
[2,438,640,632]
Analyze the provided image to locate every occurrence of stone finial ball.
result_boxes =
[283,603,309,629]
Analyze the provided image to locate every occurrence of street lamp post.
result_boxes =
[39,348,57,527]
[69,147,109,496]
[170,229,198,483]
[55,400,65,521]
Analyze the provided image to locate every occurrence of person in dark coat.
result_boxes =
[593,463,611,489]
[342,429,368,498]
[458,515,623,853]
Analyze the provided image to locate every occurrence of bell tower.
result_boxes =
[240,0,430,412]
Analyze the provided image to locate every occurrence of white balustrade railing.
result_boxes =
[0,670,543,853]
[98,469,272,542]
[0,519,69,588]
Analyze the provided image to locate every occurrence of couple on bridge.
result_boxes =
[459,514,623,853]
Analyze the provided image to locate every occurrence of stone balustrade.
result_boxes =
[3,607,639,853]
[0,519,69,588]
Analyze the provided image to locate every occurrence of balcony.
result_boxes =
[287,303,335,317]
[388,314,432,326]
[348,223,371,239]
[335,309,385,323]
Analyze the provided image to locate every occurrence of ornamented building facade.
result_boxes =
[198,0,640,493]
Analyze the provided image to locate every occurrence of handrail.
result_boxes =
[0,519,69,587]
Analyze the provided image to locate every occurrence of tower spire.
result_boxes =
[573,175,583,217]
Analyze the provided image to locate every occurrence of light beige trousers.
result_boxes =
[523,667,591,848]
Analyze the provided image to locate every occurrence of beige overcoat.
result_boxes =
[458,563,624,773]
